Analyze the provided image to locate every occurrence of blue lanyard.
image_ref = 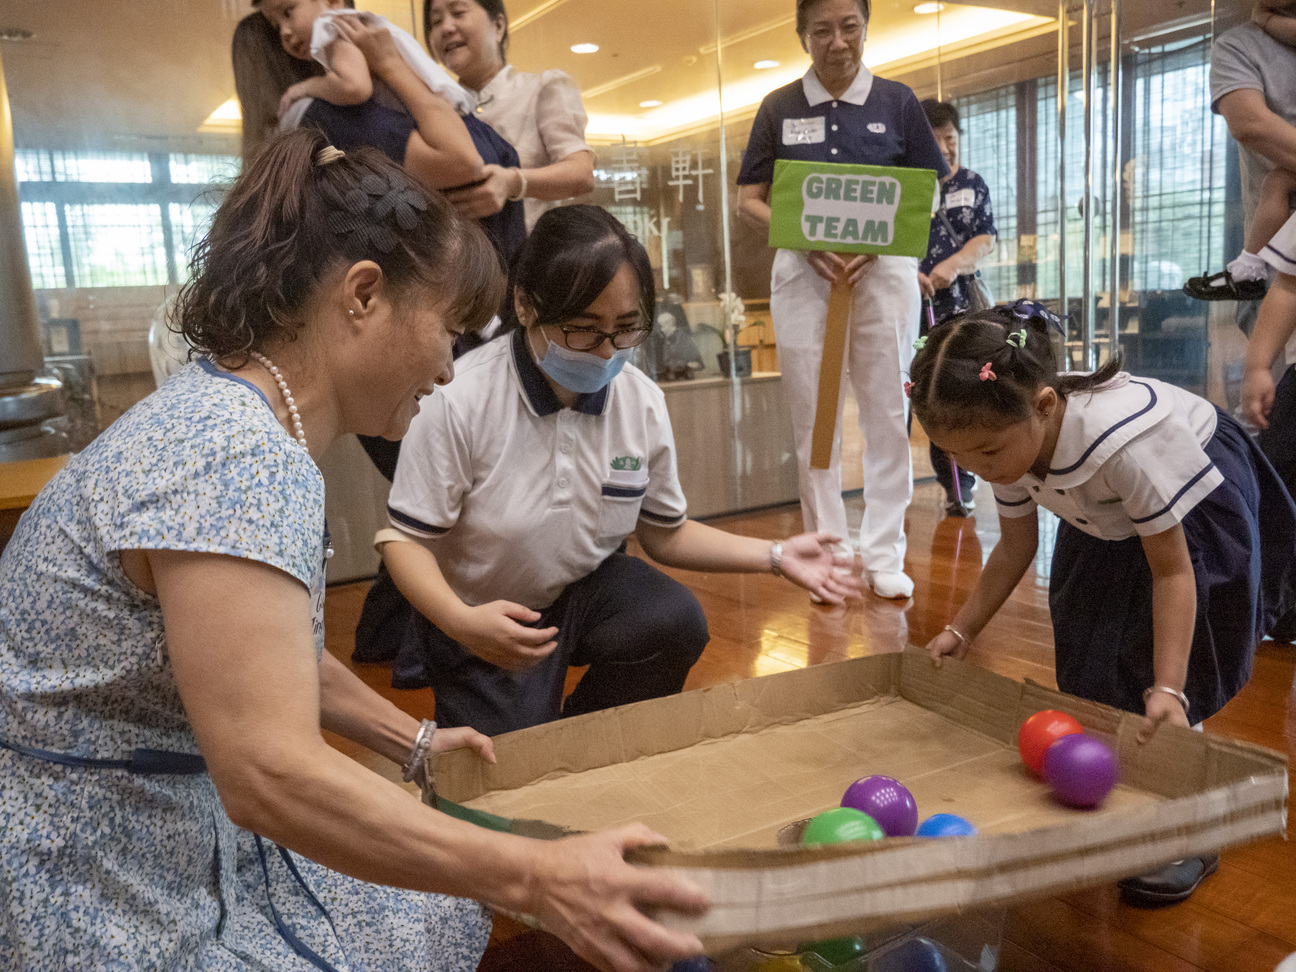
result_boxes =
[255,836,352,972]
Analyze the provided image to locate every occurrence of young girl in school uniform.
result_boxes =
[913,300,1296,902]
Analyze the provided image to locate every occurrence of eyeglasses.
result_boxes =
[552,325,652,351]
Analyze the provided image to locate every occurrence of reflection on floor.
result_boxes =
[323,479,1296,972]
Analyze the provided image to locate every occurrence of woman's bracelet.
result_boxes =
[1142,685,1190,716]
[401,719,437,783]
[769,540,784,577]
[506,168,528,202]
[943,624,969,650]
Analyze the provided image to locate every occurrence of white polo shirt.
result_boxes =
[386,329,688,609]
[991,374,1223,539]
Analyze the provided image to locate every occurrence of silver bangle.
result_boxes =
[1142,685,1190,716]
[769,540,784,577]
[402,719,437,783]
[506,167,527,202]
[943,624,969,649]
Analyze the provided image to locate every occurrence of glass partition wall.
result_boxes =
[3,0,1244,527]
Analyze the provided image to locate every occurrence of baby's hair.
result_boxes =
[909,301,1122,434]
[174,128,503,362]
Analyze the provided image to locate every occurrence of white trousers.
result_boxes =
[770,249,920,574]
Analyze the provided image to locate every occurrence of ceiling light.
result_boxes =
[0,27,34,42]
[199,98,243,133]
[914,3,946,13]
[639,100,663,108]
[570,43,600,54]
[754,59,780,69]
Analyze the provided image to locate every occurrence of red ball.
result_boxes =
[1017,710,1084,775]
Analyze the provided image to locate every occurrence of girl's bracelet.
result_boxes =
[402,719,437,783]
[943,624,969,649]
[1142,685,1190,716]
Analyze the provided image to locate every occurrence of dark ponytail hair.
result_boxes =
[424,0,509,61]
[909,301,1122,433]
[175,128,503,362]
[506,205,655,333]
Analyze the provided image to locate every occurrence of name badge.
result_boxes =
[944,188,975,209]
[867,122,887,134]
[782,117,826,145]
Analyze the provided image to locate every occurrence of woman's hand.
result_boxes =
[917,271,936,299]
[1137,691,1191,743]
[452,601,559,671]
[278,82,311,118]
[442,164,515,218]
[332,11,404,78]
[428,725,496,762]
[776,533,861,605]
[1241,365,1277,430]
[926,626,969,665]
[528,824,710,972]
[807,251,877,286]
[928,259,958,291]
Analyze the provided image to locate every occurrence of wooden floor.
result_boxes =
[323,477,1296,972]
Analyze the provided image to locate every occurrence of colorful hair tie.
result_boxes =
[913,335,928,351]
[903,380,914,398]
[979,362,997,382]
[1006,328,1027,349]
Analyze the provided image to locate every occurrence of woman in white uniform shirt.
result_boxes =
[424,0,595,229]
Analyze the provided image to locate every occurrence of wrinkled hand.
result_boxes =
[917,271,936,299]
[278,82,310,119]
[1241,365,1276,430]
[928,260,957,291]
[807,251,877,286]
[529,824,710,972]
[453,601,559,671]
[1137,691,1190,743]
[443,164,513,218]
[332,11,403,76]
[776,533,862,605]
[428,725,496,763]
[926,627,969,667]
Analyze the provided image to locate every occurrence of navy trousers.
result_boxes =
[391,552,710,737]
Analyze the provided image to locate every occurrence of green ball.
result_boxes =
[801,807,885,846]
[799,936,867,966]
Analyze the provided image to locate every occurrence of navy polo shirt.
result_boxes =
[738,66,949,186]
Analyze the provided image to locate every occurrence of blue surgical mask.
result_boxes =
[532,331,632,394]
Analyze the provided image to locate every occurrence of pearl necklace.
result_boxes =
[248,351,307,450]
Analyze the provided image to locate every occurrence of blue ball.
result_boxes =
[872,937,948,972]
[669,958,714,972]
[915,813,977,838]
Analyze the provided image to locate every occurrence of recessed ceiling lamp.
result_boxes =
[753,59,780,69]
[639,100,663,108]
[0,27,34,41]
[570,43,600,54]
[914,2,946,13]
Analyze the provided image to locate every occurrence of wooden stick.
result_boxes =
[810,257,855,470]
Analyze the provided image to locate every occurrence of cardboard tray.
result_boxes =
[428,649,1288,953]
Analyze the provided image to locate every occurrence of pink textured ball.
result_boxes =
[1042,733,1118,808]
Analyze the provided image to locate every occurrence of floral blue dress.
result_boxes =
[0,361,491,971]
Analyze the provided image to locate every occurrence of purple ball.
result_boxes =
[1042,733,1118,808]
[841,775,918,837]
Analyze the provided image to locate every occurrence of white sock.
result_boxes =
[1223,250,1268,282]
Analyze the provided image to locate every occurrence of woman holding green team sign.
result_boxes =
[738,0,948,601]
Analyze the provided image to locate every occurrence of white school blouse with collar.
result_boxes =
[385,329,688,610]
[991,374,1224,540]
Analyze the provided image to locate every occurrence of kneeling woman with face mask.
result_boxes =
[378,205,860,736]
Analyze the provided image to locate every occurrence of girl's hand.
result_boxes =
[442,164,514,218]
[428,725,496,763]
[453,601,559,671]
[1241,365,1276,430]
[926,627,969,666]
[776,533,862,605]
[528,824,710,972]
[1137,691,1191,743]
[332,11,403,77]
[278,82,310,119]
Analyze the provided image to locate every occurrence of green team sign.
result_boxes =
[768,160,937,258]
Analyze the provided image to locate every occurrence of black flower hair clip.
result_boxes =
[1003,298,1067,339]
[322,171,427,254]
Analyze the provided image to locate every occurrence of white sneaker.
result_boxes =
[869,570,914,600]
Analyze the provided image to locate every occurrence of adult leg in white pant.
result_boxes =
[848,255,919,593]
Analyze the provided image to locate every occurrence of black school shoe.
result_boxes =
[1117,853,1219,906]
[1183,270,1268,302]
